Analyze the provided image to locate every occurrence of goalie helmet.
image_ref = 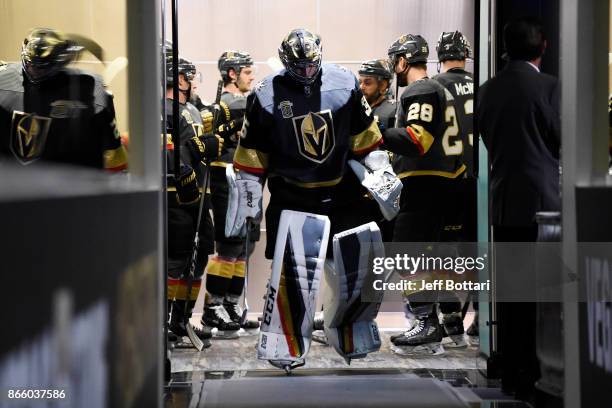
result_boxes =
[436,31,472,62]
[278,29,322,84]
[387,34,429,69]
[21,28,82,84]
[218,50,253,82]
[358,59,393,81]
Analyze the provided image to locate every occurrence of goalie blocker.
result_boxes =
[257,211,385,370]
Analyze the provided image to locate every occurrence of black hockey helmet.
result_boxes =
[436,31,472,62]
[387,34,429,69]
[358,59,393,80]
[164,42,196,86]
[218,50,253,82]
[278,29,322,84]
[21,28,83,83]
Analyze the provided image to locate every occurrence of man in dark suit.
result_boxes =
[477,17,560,400]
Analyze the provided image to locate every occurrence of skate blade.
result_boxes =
[238,327,260,337]
[211,328,240,339]
[391,342,445,356]
[442,334,468,349]
[467,335,480,346]
[175,337,212,349]
[186,324,206,351]
[268,359,306,373]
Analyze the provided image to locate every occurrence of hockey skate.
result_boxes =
[224,300,260,336]
[441,312,468,348]
[390,313,445,356]
[169,317,212,349]
[311,313,328,345]
[202,304,241,339]
[169,300,212,349]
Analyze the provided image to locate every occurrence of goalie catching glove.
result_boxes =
[348,150,402,221]
[225,164,263,237]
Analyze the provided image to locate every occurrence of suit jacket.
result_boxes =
[478,60,560,226]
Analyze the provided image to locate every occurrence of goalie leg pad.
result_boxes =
[257,210,330,367]
[323,222,385,361]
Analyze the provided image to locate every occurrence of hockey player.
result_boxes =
[358,59,396,130]
[228,29,399,370]
[164,45,223,346]
[434,31,478,345]
[0,28,127,171]
[202,50,259,337]
[358,59,397,241]
[383,34,466,355]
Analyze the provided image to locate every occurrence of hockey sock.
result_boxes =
[227,258,246,299]
[205,255,234,302]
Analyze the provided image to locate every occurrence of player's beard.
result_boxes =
[179,86,191,103]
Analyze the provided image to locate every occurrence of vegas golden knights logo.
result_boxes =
[10,111,52,164]
[292,110,335,163]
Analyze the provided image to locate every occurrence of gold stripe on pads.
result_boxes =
[350,120,383,154]
[234,261,245,278]
[233,145,268,173]
[277,271,301,357]
[397,164,466,179]
[206,257,235,278]
[104,145,128,171]
[343,325,354,354]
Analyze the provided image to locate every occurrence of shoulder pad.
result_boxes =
[181,108,194,124]
[403,78,454,102]
[252,73,278,109]
[320,64,356,93]
[185,102,203,124]
[0,63,24,93]
[221,92,247,111]
[55,68,110,114]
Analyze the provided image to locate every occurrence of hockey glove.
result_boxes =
[217,117,244,143]
[187,134,224,160]
[225,164,263,238]
[348,150,402,221]
[200,110,214,134]
[175,165,201,205]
